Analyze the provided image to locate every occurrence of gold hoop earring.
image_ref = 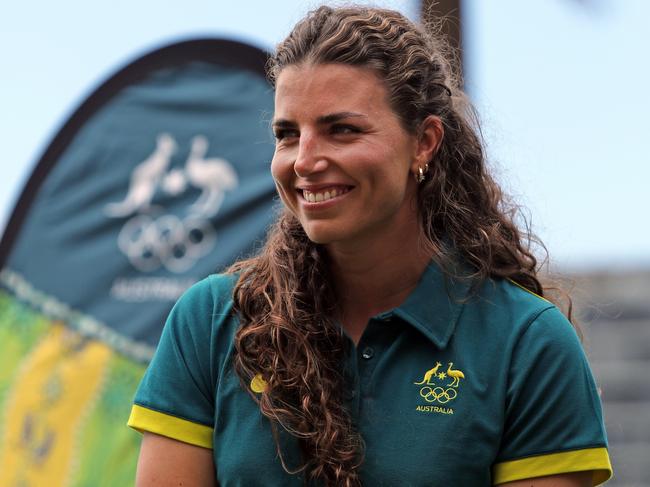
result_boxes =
[415,165,428,184]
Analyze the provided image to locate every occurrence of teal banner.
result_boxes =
[0,39,276,362]
[0,38,276,485]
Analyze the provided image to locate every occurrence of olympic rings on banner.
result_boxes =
[419,386,458,404]
[117,214,216,273]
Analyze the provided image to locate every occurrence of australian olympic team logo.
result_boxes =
[104,133,238,273]
[413,361,465,415]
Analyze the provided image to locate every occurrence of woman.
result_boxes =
[128,6,612,486]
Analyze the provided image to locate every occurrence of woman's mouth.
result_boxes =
[300,186,353,203]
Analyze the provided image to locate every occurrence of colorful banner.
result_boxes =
[0,38,275,485]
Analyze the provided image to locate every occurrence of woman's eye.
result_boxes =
[332,125,360,135]
[274,129,299,141]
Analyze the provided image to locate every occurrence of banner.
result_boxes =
[0,38,275,486]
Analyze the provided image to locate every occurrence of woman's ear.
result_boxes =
[410,115,444,174]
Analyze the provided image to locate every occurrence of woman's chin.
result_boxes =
[304,230,336,245]
[302,224,346,246]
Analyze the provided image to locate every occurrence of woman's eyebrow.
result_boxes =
[316,112,367,124]
[271,119,295,129]
[272,112,367,128]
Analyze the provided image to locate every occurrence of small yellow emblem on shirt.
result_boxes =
[250,374,268,393]
[413,361,465,414]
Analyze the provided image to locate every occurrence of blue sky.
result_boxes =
[1,0,648,270]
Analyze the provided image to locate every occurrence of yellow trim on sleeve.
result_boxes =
[128,404,213,449]
[493,447,612,485]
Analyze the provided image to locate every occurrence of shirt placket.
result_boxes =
[354,314,391,418]
[342,340,361,422]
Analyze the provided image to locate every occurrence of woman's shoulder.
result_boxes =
[467,276,576,342]
[130,272,242,440]
[165,272,241,343]
[176,272,239,309]
[475,275,555,315]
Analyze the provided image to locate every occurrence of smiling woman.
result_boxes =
[128,5,613,486]
[271,63,436,250]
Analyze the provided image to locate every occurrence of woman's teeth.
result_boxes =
[303,187,350,203]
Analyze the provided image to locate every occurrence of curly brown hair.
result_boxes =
[229,5,570,485]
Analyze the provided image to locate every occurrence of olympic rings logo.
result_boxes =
[117,214,216,273]
[419,386,458,404]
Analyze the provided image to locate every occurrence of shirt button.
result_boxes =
[361,347,374,360]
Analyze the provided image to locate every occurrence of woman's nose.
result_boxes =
[293,133,328,177]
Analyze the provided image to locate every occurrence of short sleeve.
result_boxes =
[492,306,613,485]
[127,275,227,449]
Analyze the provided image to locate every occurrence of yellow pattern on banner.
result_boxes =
[0,322,111,486]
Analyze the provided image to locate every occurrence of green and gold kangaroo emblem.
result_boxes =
[414,361,465,405]
[413,362,443,385]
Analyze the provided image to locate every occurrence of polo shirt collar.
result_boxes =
[391,261,471,350]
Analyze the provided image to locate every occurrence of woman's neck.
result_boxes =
[326,227,431,343]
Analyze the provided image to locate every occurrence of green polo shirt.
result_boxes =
[128,263,612,485]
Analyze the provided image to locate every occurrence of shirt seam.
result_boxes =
[207,273,220,397]
[517,304,558,340]
[498,304,558,447]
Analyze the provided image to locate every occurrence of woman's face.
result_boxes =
[271,63,422,248]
